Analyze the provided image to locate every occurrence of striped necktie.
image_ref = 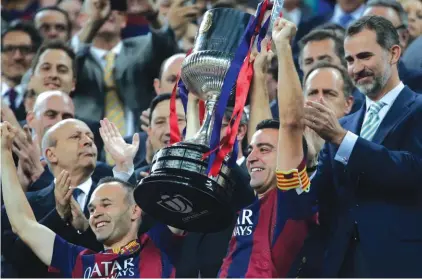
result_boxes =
[360,101,386,141]
[104,52,126,165]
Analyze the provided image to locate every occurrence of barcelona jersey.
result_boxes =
[49,223,184,278]
[218,185,316,278]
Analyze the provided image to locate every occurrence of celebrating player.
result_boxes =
[1,121,184,278]
[218,18,316,278]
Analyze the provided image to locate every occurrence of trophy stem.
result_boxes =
[187,93,219,146]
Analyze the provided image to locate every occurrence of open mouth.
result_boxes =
[94,221,109,229]
[45,83,60,89]
[250,167,264,173]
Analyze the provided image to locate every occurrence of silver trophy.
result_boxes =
[134,8,254,233]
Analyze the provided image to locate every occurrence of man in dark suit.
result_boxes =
[14,90,110,192]
[70,0,181,138]
[1,21,41,122]
[363,0,422,94]
[1,118,139,277]
[302,16,422,277]
[402,35,422,93]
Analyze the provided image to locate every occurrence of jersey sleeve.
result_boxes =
[49,234,85,277]
[146,223,186,264]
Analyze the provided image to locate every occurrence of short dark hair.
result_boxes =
[346,15,400,51]
[298,29,346,68]
[31,40,77,78]
[1,20,42,51]
[254,119,308,156]
[149,93,181,123]
[97,177,136,202]
[366,0,408,28]
[303,61,354,98]
[256,119,280,131]
[314,22,346,39]
[33,6,72,40]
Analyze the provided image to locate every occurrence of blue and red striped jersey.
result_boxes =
[49,223,184,278]
[218,186,316,278]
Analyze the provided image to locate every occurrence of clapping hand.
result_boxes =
[13,126,45,191]
[1,122,17,152]
[100,118,139,172]
[303,98,347,145]
[70,197,89,232]
[54,170,74,221]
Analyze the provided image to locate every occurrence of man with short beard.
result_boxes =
[301,15,422,277]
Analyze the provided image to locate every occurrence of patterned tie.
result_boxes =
[360,102,386,141]
[339,13,354,28]
[104,52,125,166]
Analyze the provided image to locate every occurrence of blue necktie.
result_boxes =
[72,188,83,202]
[339,13,354,28]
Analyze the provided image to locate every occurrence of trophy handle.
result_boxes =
[185,93,219,146]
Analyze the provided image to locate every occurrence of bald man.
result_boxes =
[153,53,185,94]
[1,118,139,277]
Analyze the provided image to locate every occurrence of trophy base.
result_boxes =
[134,143,235,233]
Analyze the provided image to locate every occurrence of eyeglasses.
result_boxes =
[1,45,34,55]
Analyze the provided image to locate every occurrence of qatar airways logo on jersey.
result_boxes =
[233,209,254,236]
[83,258,135,278]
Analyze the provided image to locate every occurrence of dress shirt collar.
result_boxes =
[365,82,404,112]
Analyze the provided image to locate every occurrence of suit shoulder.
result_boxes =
[123,34,152,46]
[26,183,54,202]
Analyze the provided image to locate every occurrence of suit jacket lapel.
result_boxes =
[343,103,366,135]
[371,87,415,144]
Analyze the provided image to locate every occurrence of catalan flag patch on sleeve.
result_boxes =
[275,158,311,193]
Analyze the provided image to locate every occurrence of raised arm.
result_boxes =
[1,122,56,267]
[248,38,273,143]
[272,18,304,170]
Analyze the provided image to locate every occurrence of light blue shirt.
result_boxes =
[331,4,366,27]
[334,82,404,165]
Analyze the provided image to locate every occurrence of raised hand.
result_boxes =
[272,17,297,49]
[303,98,347,145]
[100,118,139,171]
[13,126,45,191]
[54,170,74,220]
[1,122,17,151]
[140,108,151,133]
[167,0,201,38]
[70,197,89,232]
[87,0,111,21]
[251,37,274,78]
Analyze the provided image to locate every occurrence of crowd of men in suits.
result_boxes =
[1,0,422,277]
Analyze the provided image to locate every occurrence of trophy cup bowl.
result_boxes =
[134,8,253,233]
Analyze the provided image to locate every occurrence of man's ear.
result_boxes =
[237,124,247,142]
[344,96,354,115]
[45,146,58,166]
[153,78,161,95]
[26,112,35,128]
[132,204,142,221]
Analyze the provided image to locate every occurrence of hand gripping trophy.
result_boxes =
[135,2,281,232]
